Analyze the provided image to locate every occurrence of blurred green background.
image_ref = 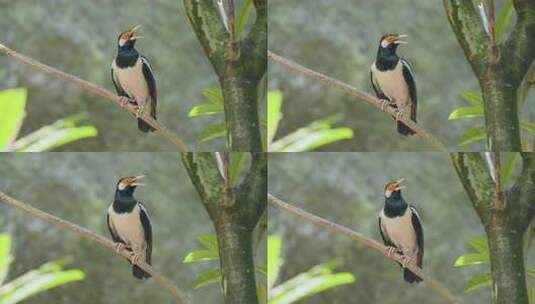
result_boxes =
[0,0,229,151]
[0,153,223,303]
[268,153,492,303]
[268,0,535,151]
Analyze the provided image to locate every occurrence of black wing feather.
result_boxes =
[141,56,157,119]
[400,59,417,123]
[139,202,152,265]
[403,205,424,283]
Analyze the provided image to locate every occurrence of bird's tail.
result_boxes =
[397,121,416,136]
[138,113,156,133]
[132,254,152,279]
[403,267,423,283]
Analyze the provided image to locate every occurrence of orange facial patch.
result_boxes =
[384,182,400,193]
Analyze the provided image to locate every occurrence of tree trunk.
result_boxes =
[183,0,266,151]
[480,65,521,151]
[216,218,257,302]
[181,152,267,304]
[452,152,535,304]
[486,213,528,304]
[443,0,535,151]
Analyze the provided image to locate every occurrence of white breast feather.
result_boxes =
[371,62,410,109]
[112,59,149,105]
[380,208,418,255]
[108,204,147,253]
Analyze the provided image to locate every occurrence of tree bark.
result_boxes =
[183,0,267,151]
[181,152,267,304]
[443,0,535,151]
[452,153,535,304]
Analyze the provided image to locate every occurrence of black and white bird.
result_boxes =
[107,175,152,279]
[111,25,157,133]
[378,179,423,283]
[370,34,417,136]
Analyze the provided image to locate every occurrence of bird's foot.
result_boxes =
[401,255,415,268]
[135,105,147,119]
[114,243,130,254]
[394,111,405,122]
[379,99,391,111]
[130,251,143,265]
[385,246,398,257]
[119,96,130,107]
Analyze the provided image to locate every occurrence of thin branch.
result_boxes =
[268,51,448,152]
[494,152,504,210]
[227,0,238,61]
[0,191,191,304]
[268,193,458,304]
[487,0,499,62]
[0,42,189,152]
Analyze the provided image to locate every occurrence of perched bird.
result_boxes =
[378,179,423,283]
[370,34,417,136]
[111,25,157,133]
[107,175,152,279]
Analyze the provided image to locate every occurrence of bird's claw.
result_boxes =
[395,111,404,122]
[130,251,143,265]
[379,99,391,111]
[115,243,130,254]
[385,246,398,257]
[119,96,130,107]
[401,255,415,268]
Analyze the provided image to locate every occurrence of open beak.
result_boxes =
[395,178,406,190]
[129,24,144,40]
[131,175,145,187]
[394,34,408,45]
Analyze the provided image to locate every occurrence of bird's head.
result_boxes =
[116,175,145,195]
[117,25,143,48]
[378,34,408,52]
[384,178,405,198]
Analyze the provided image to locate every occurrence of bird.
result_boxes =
[107,175,152,279]
[370,34,417,136]
[378,178,424,283]
[111,24,157,133]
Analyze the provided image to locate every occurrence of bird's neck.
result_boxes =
[384,193,408,217]
[376,48,399,71]
[116,46,139,68]
[113,190,137,213]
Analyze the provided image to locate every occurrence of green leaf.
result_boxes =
[16,126,97,152]
[0,234,12,285]
[501,153,519,187]
[496,0,514,41]
[269,273,355,304]
[256,264,267,275]
[183,250,219,264]
[193,269,221,289]
[462,91,483,107]
[468,237,489,254]
[268,235,283,289]
[278,128,354,152]
[267,90,283,144]
[454,253,489,267]
[464,272,492,293]
[448,107,483,120]
[0,270,84,304]
[236,0,253,38]
[202,88,224,105]
[198,234,218,252]
[198,123,226,143]
[459,126,486,146]
[521,122,535,136]
[188,103,223,117]
[0,88,27,150]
